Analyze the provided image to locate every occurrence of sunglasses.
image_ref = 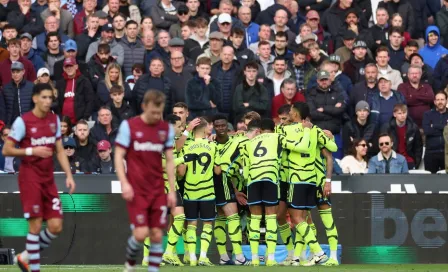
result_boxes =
[178,12,188,16]
[379,142,390,147]
[221,22,231,26]
[357,144,367,147]
[64,146,75,150]
[307,18,319,21]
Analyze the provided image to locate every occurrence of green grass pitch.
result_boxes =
[1,265,448,271]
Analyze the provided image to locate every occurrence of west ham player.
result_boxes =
[115,90,177,272]
[2,83,76,272]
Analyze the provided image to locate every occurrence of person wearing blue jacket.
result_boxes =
[368,133,409,174]
[419,26,448,69]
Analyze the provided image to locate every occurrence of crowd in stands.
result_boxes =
[0,0,448,174]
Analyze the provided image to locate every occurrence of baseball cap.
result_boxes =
[353,40,367,49]
[345,8,358,18]
[377,73,391,81]
[218,13,232,24]
[317,70,330,80]
[37,67,50,77]
[342,30,357,40]
[302,33,316,43]
[64,39,77,51]
[306,10,319,20]
[97,140,111,151]
[329,54,341,64]
[63,137,76,148]
[355,100,370,112]
[20,33,32,40]
[95,10,108,19]
[169,37,185,47]
[177,4,189,14]
[11,62,24,70]
[63,57,77,67]
[209,31,225,40]
[101,23,114,32]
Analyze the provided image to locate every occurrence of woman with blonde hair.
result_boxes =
[97,63,131,106]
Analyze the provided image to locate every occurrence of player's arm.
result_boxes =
[164,148,176,194]
[176,118,200,150]
[114,120,134,201]
[213,145,222,175]
[321,148,333,197]
[317,128,338,152]
[114,145,129,187]
[55,139,76,193]
[280,127,311,153]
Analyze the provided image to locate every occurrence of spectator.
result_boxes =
[381,104,423,170]
[397,65,434,127]
[377,0,414,37]
[238,6,259,48]
[340,138,368,174]
[126,63,144,90]
[390,13,411,47]
[269,9,295,45]
[133,57,173,115]
[97,63,127,106]
[343,40,374,84]
[306,10,333,54]
[288,45,315,92]
[165,51,193,103]
[7,0,44,37]
[85,23,124,66]
[404,53,435,89]
[334,8,371,51]
[248,24,273,54]
[271,31,292,61]
[90,106,118,144]
[267,57,294,96]
[190,17,209,49]
[324,55,352,101]
[0,126,12,171]
[140,16,156,34]
[229,28,255,69]
[54,39,89,82]
[35,68,58,108]
[186,0,209,21]
[107,85,135,125]
[295,23,314,46]
[433,55,448,93]
[209,0,245,34]
[369,74,406,128]
[87,43,115,90]
[387,27,406,71]
[307,41,328,69]
[60,116,73,137]
[185,57,220,118]
[95,10,109,26]
[422,92,448,173]
[375,46,403,90]
[0,39,36,87]
[150,0,181,31]
[104,0,121,23]
[55,57,95,124]
[271,78,305,120]
[119,20,145,77]
[419,26,448,69]
[76,14,101,62]
[210,45,241,118]
[198,31,224,65]
[73,0,97,36]
[113,13,127,42]
[369,7,390,52]
[32,15,70,55]
[343,100,376,155]
[445,124,448,173]
[169,5,190,38]
[165,37,195,72]
[368,133,409,174]
[350,63,378,116]
[20,33,45,72]
[43,32,65,78]
[74,119,97,163]
[0,25,18,49]
[2,62,34,125]
[54,137,89,172]
[297,0,331,15]
[400,40,420,78]
[321,0,366,40]
[257,40,275,75]
[436,0,448,48]
[90,140,115,173]
[31,0,48,14]
[142,30,157,68]
[233,61,269,121]
[334,29,357,64]
[41,0,74,38]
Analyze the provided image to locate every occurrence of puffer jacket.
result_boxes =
[2,79,34,125]
[119,36,146,77]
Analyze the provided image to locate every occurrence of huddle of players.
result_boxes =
[150,101,340,267]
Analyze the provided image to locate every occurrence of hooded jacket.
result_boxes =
[419,26,448,69]
[86,39,124,66]
[321,1,367,39]
[343,55,375,84]
[87,54,116,90]
[24,48,45,72]
[2,79,34,125]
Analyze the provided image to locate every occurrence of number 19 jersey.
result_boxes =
[181,138,220,201]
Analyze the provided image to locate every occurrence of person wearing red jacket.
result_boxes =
[397,65,434,128]
[271,78,305,120]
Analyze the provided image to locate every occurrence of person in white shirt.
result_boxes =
[340,138,368,174]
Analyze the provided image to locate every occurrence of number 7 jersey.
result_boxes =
[180,138,220,200]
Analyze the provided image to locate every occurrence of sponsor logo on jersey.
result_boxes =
[31,136,56,146]
[158,130,166,142]
[134,141,164,152]
[64,91,75,98]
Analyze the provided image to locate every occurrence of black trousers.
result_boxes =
[424,152,445,173]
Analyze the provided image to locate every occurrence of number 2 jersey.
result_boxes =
[180,138,220,201]
[115,117,174,196]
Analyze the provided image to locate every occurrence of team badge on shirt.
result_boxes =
[31,127,37,133]
[136,131,143,138]
[49,123,56,133]
[33,205,40,214]
[158,131,166,142]
[136,214,145,224]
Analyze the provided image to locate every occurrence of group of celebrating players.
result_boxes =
[3,83,339,272]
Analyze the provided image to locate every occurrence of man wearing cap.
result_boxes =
[75,14,101,62]
[73,0,98,36]
[41,0,74,38]
[86,23,124,66]
[335,8,372,51]
[89,140,115,174]
[55,57,95,124]
[217,13,233,39]
[306,70,346,158]
[306,9,333,54]
[32,15,70,55]
[95,10,109,26]
[169,4,190,38]
[7,0,44,37]
[369,74,406,128]
[53,39,89,82]
[198,31,225,65]
[167,37,194,72]
[321,0,366,40]
[0,38,36,87]
[269,9,295,46]
[334,29,357,64]
[42,32,65,77]
[150,0,182,31]
[343,100,377,155]
[350,63,379,116]
[2,61,34,125]
[419,25,448,69]
[343,39,374,84]
[20,33,45,72]
[209,0,245,34]
[54,137,89,172]
[119,20,145,77]
[238,6,259,48]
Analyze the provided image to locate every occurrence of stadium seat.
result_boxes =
[409,170,432,174]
